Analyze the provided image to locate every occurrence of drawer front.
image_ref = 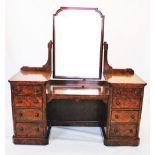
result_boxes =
[15,109,43,121]
[15,123,44,137]
[112,98,141,109]
[113,88,143,98]
[14,96,42,107]
[111,111,139,123]
[109,124,137,137]
[13,86,42,95]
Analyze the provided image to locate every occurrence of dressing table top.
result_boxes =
[9,71,51,82]
[9,70,146,86]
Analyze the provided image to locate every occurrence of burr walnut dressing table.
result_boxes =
[9,7,146,146]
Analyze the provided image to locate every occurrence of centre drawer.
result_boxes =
[15,109,43,121]
[15,123,44,137]
[111,110,139,123]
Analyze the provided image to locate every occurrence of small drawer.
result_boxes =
[109,124,137,137]
[15,109,43,121]
[14,96,42,108]
[15,123,44,137]
[113,88,143,98]
[13,85,42,95]
[111,111,139,123]
[112,98,141,109]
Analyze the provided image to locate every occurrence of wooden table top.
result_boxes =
[9,70,146,85]
[8,71,51,82]
[105,74,146,84]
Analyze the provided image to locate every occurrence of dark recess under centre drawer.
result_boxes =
[47,99,107,123]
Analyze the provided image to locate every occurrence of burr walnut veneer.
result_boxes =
[8,7,146,146]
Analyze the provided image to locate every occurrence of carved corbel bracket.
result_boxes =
[103,42,134,75]
[21,40,52,72]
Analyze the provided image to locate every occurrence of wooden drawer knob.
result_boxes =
[35,113,39,117]
[36,90,42,94]
[115,115,119,119]
[19,127,24,132]
[33,100,38,104]
[117,90,121,95]
[134,89,140,95]
[35,128,40,132]
[114,129,119,134]
[18,100,23,104]
[130,115,135,119]
[19,113,23,117]
[15,88,22,93]
[116,101,120,105]
[129,129,133,133]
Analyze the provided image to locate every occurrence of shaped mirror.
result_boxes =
[53,7,104,79]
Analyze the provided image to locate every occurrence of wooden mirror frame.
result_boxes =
[52,7,104,79]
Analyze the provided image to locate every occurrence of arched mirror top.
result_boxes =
[54,7,104,18]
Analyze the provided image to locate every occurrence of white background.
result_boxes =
[5,0,149,155]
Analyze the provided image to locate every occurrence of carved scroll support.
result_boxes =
[21,40,52,72]
[103,42,134,75]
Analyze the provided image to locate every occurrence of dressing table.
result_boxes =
[8,7,146,146]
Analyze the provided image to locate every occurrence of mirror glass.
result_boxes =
[53,8,104,79]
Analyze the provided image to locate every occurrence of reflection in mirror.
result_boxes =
[53,8,104,79]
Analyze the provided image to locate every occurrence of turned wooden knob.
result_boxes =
[134,89,140,95]
[115,115,119,119]
[19,113,23,117]
[117,90,121,95]
[116,101,120,105]
[114,129,118,134]
[129,129,133,133]
[33,100,38,104]
[18,100,23,104]
[35,113,39,117]
[37,94,42,97]
[19,127,24,132]
[15,88,22,93]
[130,115,135,119]
[36,89,42,94]
[35,128,40,132]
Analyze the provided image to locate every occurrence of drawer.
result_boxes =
[15,123,44,137]
[13,85,42,95]
[112,98,141,109]
[109,124,137,137]
[111,111,139,123]
[15,109,43,121]
[14,96,42,108]
[113,88,143,98]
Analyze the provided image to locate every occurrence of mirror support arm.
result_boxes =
[103,41,134,75]
[21,40,52,72]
